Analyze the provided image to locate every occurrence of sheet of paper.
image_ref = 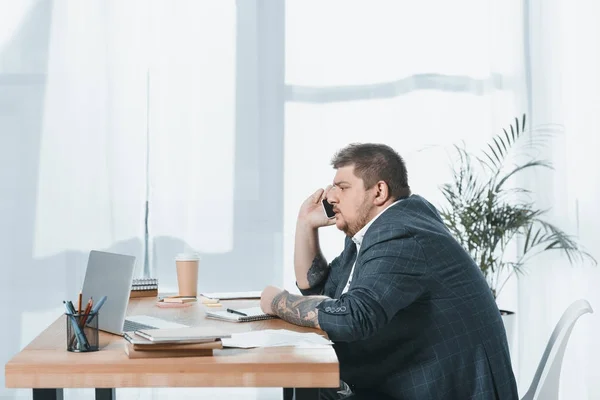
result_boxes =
[221,329,333,348]
[126,315,189,329]
[200,291,262,300]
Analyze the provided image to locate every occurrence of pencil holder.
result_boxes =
[66,311,99,352]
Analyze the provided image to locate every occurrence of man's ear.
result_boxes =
[373,181,391,206]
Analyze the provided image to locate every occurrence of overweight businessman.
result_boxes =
[260,143,518,400]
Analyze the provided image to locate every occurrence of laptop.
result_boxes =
[81,250,188,335]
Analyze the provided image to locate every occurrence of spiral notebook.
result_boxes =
[205,307,276,323]
[131,278,158,291]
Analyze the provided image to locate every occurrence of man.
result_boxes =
[261,143,518,399]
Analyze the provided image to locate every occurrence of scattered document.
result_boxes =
[200,291,262,300]
[221,329,333,349]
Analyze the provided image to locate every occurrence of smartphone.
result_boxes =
[322,199,336,219]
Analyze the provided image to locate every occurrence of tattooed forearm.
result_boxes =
[307,254,329,288]
[271,290,328,329]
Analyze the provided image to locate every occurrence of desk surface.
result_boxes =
[5,297,339,389]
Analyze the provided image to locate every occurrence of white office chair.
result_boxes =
[520,299,594,400]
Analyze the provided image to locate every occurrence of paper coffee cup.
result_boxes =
[175,253,200,297]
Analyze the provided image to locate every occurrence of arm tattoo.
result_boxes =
[271,290,326,329]
[307,254,329,288]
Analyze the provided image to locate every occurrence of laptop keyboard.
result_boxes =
[123,319,156,332]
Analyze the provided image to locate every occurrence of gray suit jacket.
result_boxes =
[300,195,518,399]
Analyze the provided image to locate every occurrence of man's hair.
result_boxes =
[331,143,411,199]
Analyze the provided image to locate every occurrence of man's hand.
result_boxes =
[260,285,284,315]
[297,187,337,229]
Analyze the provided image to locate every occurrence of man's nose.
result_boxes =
[327,191,338,204]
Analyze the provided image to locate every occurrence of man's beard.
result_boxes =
[344,195,372,237]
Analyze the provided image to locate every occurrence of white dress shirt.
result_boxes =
[341,200,402,295]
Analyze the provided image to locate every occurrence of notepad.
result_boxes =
[205,307,276,323]
[131,278,158,291]
[132,327,231,344]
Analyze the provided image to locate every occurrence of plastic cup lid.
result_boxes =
[175,253,200,261]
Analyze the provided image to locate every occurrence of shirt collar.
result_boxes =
[352,199,402,247]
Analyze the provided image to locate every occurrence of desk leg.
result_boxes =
[32,389,64,400]
[283,388,320,400]
[95,388,116,400]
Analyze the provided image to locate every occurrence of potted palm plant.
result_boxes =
[438,114,596,342]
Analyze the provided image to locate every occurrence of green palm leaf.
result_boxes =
[438,113,596,299]
[495,160,554,192]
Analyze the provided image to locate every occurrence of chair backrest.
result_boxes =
[521,299,594,400]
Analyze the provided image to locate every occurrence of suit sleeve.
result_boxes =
[316,236,427,342]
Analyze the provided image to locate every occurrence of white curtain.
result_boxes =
[34,0,148,263]
[0,1,273,399]
[516,0,600,398]
[34,0,236,276]
[145,0,237,291]
[146,0,236,256]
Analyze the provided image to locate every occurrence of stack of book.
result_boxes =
[130,278,158,298]
[123,327,231,359]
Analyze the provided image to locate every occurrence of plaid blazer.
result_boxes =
[300,195,518,400]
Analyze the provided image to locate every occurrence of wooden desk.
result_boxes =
[5,297,339,400]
